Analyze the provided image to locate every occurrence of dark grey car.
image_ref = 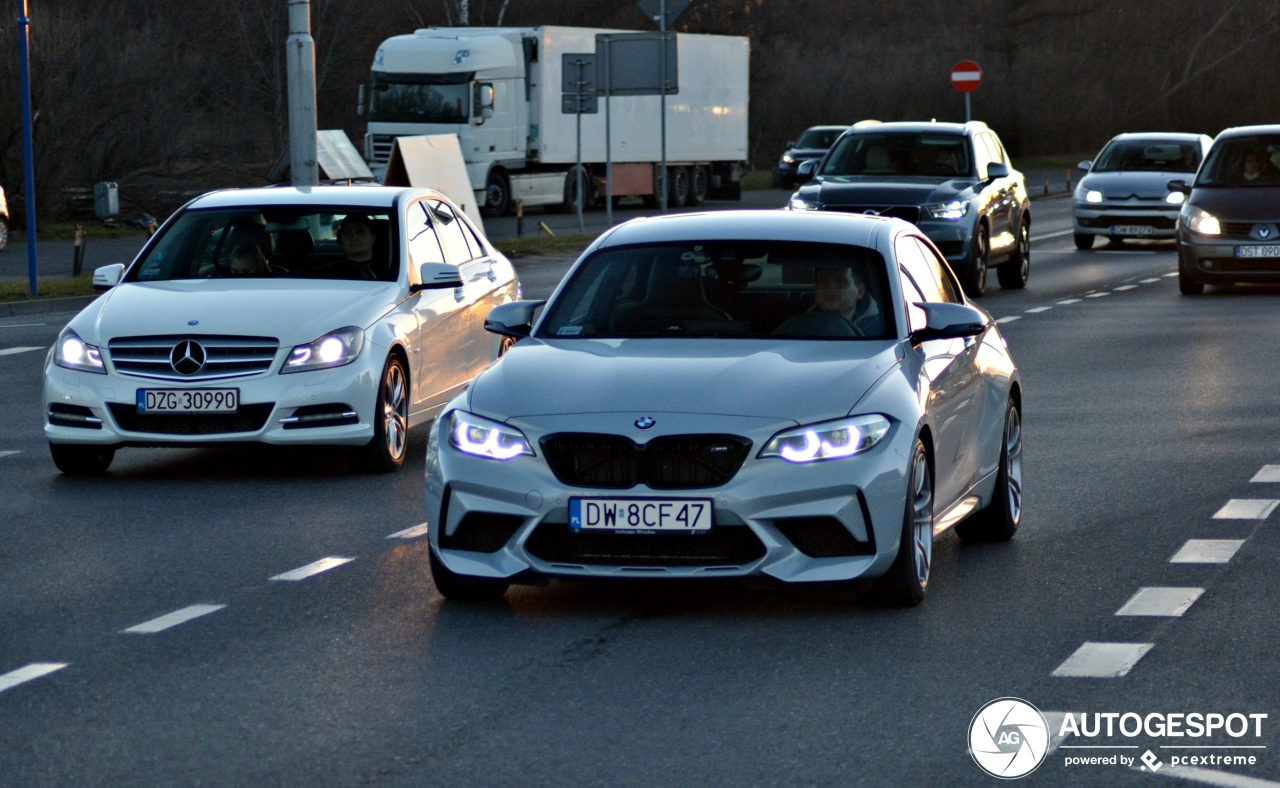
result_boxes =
[1173,124,1280,294]
[788,121,1030,298]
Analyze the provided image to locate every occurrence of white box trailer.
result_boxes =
[363,26,749,216]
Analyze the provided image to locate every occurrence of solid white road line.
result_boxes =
[1052,642,1154,678]
[1139,764,1280,787]
[1113,285,1138,291]
[1249,465,1280,483]
[0,323,46,329]
[1213,499,1279,520]
[1115,587,1204,617]
[0,346,42,356]
[1170,540,1246,564]
[0,663,67,694]
[1141,278,1163,283]
[996,316,1021,324]
[122,604,226,634]
[387,523,430,539]
[1031,229,1075,241]
[1025,306,1052,313]
[1057,298,1082,305]
[0,451,19,460]
[270,556,355,582]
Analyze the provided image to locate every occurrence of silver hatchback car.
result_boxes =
[424,211,1022,606]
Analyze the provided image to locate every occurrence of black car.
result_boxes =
[772,125,849,189]
[1172,124,1280,295]
[788,121,1031,297]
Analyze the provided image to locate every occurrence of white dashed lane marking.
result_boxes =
[1025,306,1052,313]
[1141,278,1163,283]
[1170,540,1246,564]
[0,663,67,694]
[269,556,354,582]
[1164,272,1180,277]
[0,451,19,460]
[388,523,429,539]
[1057,298,1082,305]
[122,604,225,634]
[1031,229,1075,242]
[1115,587,1204,617]
[1085,292,1110,298]
[0,322,46,329]
[0,346,42,356]
[1138,764,1280,787]
[1052,642,1154,678]
[1250,465,1280,483]
[996,316,1021,324]
[1113,285,1138,291]
[1213,499,1279,520]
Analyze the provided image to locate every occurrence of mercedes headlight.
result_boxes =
[1184,206,1220,236]
[54,328,106,374]
[760,415,891,463]
[926,200,968,220]
[447,410,533,461]
[280,326,365,374]
[789,195,818,211]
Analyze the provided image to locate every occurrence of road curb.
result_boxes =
[0,295,98,318]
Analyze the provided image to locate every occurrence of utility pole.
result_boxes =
[287,0,318,186]
[17,0,38,294]
[658,0,668,212]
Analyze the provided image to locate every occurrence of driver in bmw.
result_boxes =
[812,263,883,335]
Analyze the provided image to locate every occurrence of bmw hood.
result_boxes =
[70,280,401,345]
[798,176,974,208]
[467,338,903,423]
[1079,171,1188,200]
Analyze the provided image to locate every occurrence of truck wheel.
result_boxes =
[668,167,690,208]
[689,167,708,206]
[480,171,511,218]
[562,166,590,212]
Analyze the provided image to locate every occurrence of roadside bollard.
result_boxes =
[147,220,157,236]
[516,200,524,238]
[1043,175,1050,196]
[72,223,86,277]
[1065,168,1073,193]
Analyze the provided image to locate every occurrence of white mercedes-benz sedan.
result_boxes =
[44,186,520,474]
[424,210,1022,606]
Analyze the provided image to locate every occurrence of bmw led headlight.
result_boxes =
[280,326,364,373]
[926,200,968,220]
[54,327,105,374]
[447,410,533,461]
[760,415,891,463]
[1184,206,1220,235]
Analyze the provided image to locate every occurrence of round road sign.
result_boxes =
[951,60,982,93]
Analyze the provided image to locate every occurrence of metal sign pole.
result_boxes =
[659,0,668,212]
[605,38,613,229]
[574,58,585,233]
[18,0,38,295]
[965,93,971,123]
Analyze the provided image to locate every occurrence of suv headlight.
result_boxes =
[1184,206,1220,236]
[781,154,795,164]
[280,326,364,373]
[447,410,533,461]
[54,328,106,374]
[788,194,819,211]
[926,200,968,220]
[760,415,891,463]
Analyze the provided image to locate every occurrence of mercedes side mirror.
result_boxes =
[910,302,989,343]
[484,300,546,339]
[92,263,125,291]
[411,263,464,292]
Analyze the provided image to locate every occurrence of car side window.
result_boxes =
[406,200,447,268]
[913,238,964,304]
[456,216,489,260]
[896,237,945,302]
[971,134,993,178]
[980,133,1006,165]
[429,200,476,265]
[897,261,928,334]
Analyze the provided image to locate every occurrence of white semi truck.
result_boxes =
[363,26,749,216]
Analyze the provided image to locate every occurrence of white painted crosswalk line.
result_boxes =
[1052,642,1153,678]
[1213,499,1279,520]
[270,556,354,582]
[122,604,225,634]
[1025,306,1052,313]
[996,316,1021,324]
[1057,298,1082,305]
[0,346,42,356]
[0,663,67,694]
[1170,539,1245,564]
[387,523,429,539]
[1115,587,1204,617]
[1249,465,1280,483]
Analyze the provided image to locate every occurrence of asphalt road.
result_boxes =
[3,195,1280,786]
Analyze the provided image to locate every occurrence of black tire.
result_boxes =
[865,439,932,607]
[960,224,989,298]
[0,217,8,252]
[997,219,1030,289]
[354,355,409,473]
[956,399,1022,542]
[668,166,690,208]
[689,166,708,206]
[430,547,509,601]
[1178,249,1205,295]
[480,170,511,218]
[1074,233,1095,250]
[50,443,114,475]
[562,166,590,213]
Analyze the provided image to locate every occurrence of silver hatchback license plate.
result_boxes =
[137,388,239,413]
[1236,245,1280,259]
[1112,225,1155,236]
[569,497,713,533]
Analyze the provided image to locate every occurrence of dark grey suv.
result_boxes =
[788,121,1030,297]
[1173,124,1280,295]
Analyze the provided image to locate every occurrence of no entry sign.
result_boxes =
[951,60,982,93]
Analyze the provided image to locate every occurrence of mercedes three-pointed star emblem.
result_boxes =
[170,340,207,375]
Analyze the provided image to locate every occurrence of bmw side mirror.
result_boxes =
[1077,160,1092,173]
[910,302,989,343]
[796,159,818,182]
[1167,179,1192,195]
[484,300,546,339]
[412,262,464,292]
[92,263,125,291]
[985,162,1009,180]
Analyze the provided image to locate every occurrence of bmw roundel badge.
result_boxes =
[634,416,656,430]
